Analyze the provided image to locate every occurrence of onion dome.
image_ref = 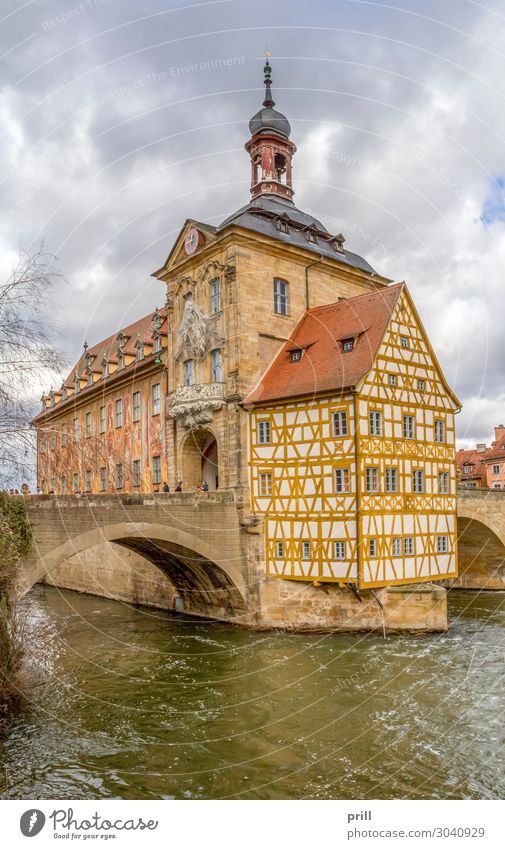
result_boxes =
[248,55,291,138]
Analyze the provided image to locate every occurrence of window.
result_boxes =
[369,410,382,437]
[61,475,67,494]
[438,471,449,494]
[73,417,79,441]
[369,538,377,557]
[61,423,67,447]
[103,361,109,378]
[301,541,311,560]
[259,472,272,496]
[275,541,284,559]
[258,420,271,444]
[72,472,79,492]
[136,341,144,362]
[493,464,500,475]
[85,411,92,437]
[277,218,289,233]
[153,335,161,354]
[334,541,346,561]
[334,468,350,493]
[417,379,425,392]
[133,392,140,423]
[403,415,415,439]
[401,336,409,349]
[437,535,449,553]
[333,410,348,437]
[211,349,221,383]
[184,359,194,386]
[99,405,106,434]
[210,278,221,313]
[388,374,396,386]
[434,420,445,443]
[152,383,160,416]
[342,339,354,352]
[404,537,415,556]
[118,352,125,370]
[366,467,379,492]
[115,398,123,428]
[385,467,398,493]
[273,278,289,315]
[152,455,161,485]
[99,467,107,492]
[116,463,124,489]
[463,464,471,474]
[392,537,402,556]
[413,469,424,493]
[132,459,141,488]
[50,430,56,450]
[291,349,302,362]
[84,470,92,492]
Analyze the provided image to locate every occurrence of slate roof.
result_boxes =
[244,283,404,405]
[217,195,378,276]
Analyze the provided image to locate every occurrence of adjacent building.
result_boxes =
[457,425,505,489]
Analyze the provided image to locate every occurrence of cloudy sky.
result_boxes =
[1,0,504,447]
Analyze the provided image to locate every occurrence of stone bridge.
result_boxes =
[13,487,505,633]
[16,491,262,624]
[455,488,505,589]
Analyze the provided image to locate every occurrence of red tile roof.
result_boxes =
[456,448,487,481]
[244,283,404,405]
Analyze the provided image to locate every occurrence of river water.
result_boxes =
[1,585,504,800]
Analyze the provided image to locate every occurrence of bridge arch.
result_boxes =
[456,502,505,589]
[18,521,247,619]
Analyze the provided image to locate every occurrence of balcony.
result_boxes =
[169,382,226,429]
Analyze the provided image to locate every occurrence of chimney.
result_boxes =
[476,443,487,453]
[494,425,505,446]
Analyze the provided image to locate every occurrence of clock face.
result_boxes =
[184,227,200,255]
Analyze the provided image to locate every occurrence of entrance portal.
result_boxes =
[182,429,219,490]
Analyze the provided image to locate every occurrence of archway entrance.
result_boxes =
[182,429,219,490]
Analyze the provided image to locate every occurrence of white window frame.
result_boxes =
[152,383,160,416]
[385,467,398,493]
[437,535,449,553]
[369,538,377,557]
[99,405,106,434]
[401,336,409,348]
[273,278,289,315]
[404,537,415,556]
[301,540,311,561]
[133,392,140,423]
[403,415,415,440]
[333,410,348,437]
[210,277,221,314]
[493,464,500,475]
[259,472,272,496]
[184,359,194,386]
[211,349,221,383]
[258,420,271,444]
[417,379,425,392]
[85,411,92,437]
[413,469,424,493]
[392,537,402,556]
[334,468,350,493]
[115,398,123,428]
[369,410,382,437]
[334,541,346,561]
[434,419,445,443]
[438,471,449,494]
[275,541,284,559]
[388,374,396,386]
[366,467,380,493]
[152,455,161,485]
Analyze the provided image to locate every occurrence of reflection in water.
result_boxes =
[1,586,504,800]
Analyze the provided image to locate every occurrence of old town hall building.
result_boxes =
[34,58,459,617]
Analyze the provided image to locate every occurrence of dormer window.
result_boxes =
[151,307,162,333]
[291,349,303,362]
[118,352,125,370]
[87,372,93,387]
[332,233,346,254]
[276,217,289,233]
[153,335,161,354]
[306,227,317,244]
[102,359,109,379]
[342,339,354,352]
[135,336,144,362]
[74,373,80,393]
[463,464,471,474]
[61,386,67,401]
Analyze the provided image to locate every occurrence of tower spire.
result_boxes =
[263,50,274,108]
[245,51,297,202]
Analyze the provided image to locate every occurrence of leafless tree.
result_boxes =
[0,243,65,487]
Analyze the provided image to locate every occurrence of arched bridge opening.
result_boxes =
[455,516,505,590]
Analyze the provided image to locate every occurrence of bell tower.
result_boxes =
[245,54,296,202]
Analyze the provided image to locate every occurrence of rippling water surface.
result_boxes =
[1,586,504,799]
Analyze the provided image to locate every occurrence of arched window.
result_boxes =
[275,153,286,183]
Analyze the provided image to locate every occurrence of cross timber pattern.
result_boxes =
[249,287,459,589]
